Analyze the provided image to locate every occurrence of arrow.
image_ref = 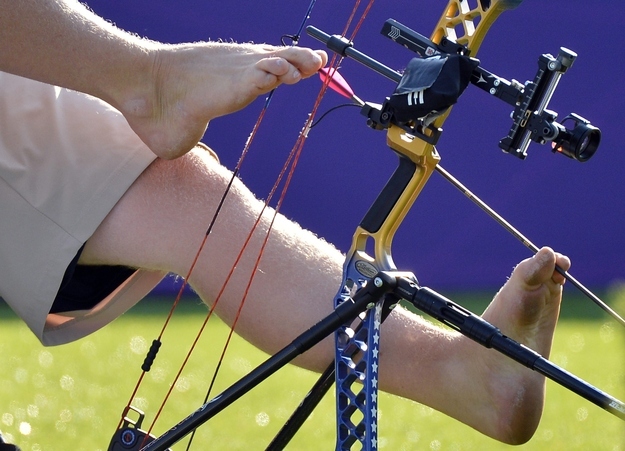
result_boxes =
[319,66,364,105]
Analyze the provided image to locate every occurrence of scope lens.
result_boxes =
[554,122,601,162]
[573,124,600,161]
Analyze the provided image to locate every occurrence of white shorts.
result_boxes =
[0,72,165,346]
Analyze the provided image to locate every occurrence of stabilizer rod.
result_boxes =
[394,276,625,421]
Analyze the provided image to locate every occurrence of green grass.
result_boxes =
[0,292,623,451]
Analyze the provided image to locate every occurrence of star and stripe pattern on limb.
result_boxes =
[335,285,384,450]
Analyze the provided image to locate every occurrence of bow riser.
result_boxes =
[366,0,527,260]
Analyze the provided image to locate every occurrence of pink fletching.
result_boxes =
[319,67,355,100]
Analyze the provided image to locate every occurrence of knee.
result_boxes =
[141,143,224,197]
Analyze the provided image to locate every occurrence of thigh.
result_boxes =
[79,147,235,276]
[81,146,345,371]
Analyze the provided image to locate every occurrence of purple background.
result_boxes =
[88,0,625,291]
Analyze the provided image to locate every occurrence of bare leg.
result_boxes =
[80,149,569,444]
[80,148,344,360]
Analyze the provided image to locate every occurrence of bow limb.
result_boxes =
[431,0,523,55]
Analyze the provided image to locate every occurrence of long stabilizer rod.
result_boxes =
[394,276,625,421]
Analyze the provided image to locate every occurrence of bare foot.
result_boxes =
[118,42,327,159]
[476,247,570,443]
[484,246,570,356]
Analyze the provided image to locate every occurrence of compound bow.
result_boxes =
[105,1,624,450]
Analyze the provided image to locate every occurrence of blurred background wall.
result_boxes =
[87,0,625,292]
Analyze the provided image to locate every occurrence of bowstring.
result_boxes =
[122,0,375,446]
[118,89,272,433]
[197,0,378,410]
[176,2,378,445]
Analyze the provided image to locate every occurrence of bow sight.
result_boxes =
[475,46,601,162]
[308,18,601,161]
